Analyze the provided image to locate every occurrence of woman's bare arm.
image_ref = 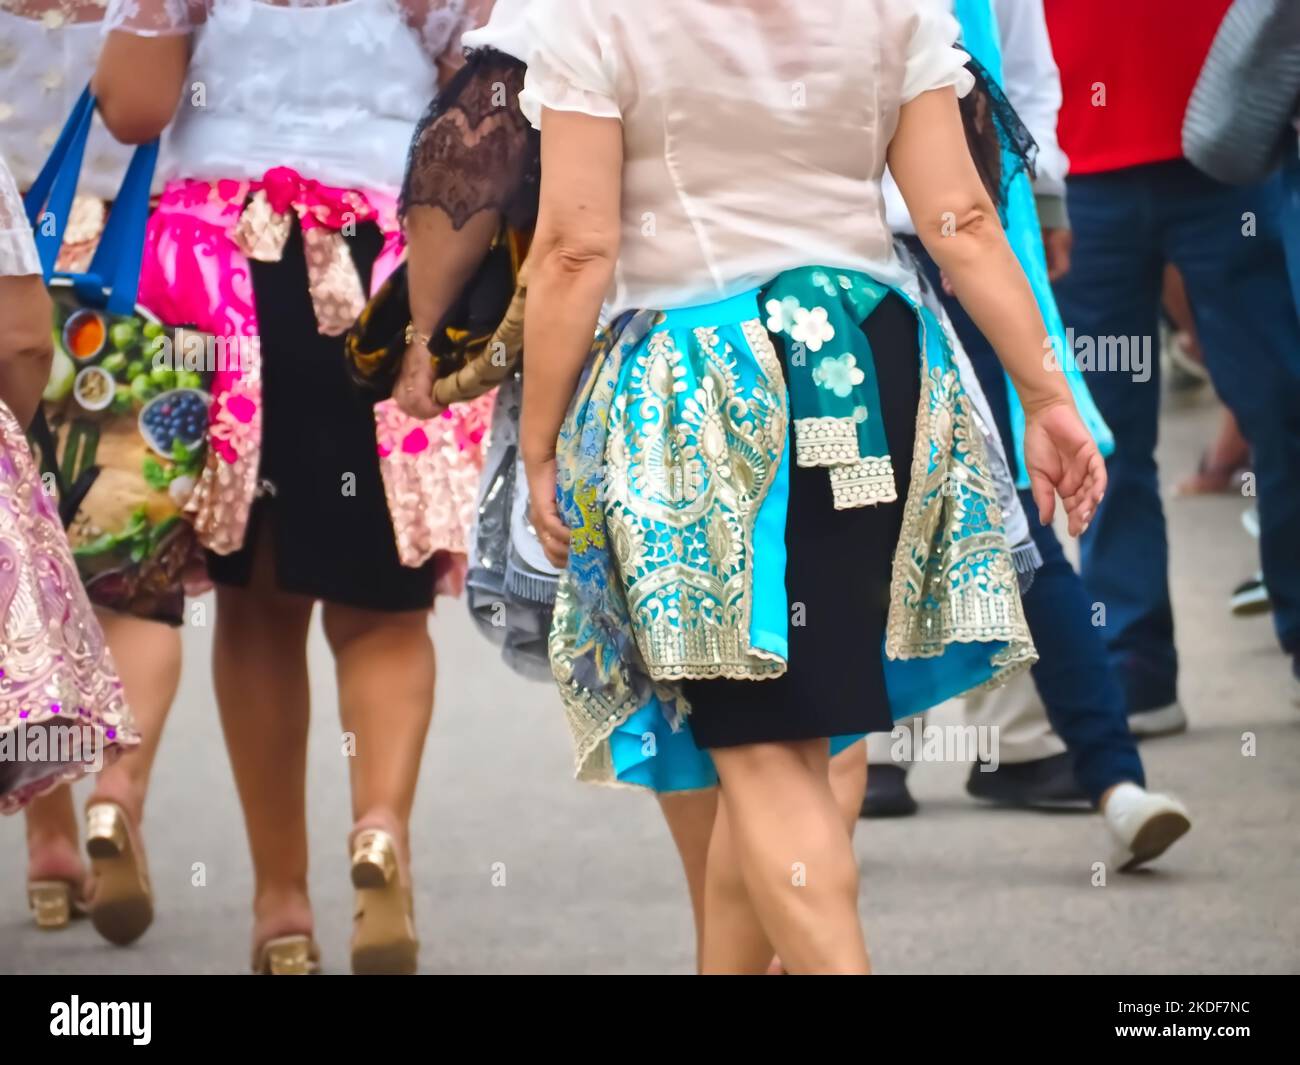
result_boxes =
[0,276,54,428]
[889,86,1068,416]
[888,86,1104,533]
[521,107,623,565]
[93,32,190,144]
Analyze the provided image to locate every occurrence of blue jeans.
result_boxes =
[915,246,1145,803]
[1054,161,1300,711]
[1283,138,1300,324]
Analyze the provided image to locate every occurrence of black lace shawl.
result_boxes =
[398,48,542,231]
[959,56,1039,222]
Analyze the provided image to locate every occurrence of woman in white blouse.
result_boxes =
[94,0,493,974]
[520,0,1105,973]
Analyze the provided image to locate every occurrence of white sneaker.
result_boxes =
[1104,783,1192,873]
[1126,700,1188,738]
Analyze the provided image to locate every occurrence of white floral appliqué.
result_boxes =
[765,295,801,335]
[813,353,865,399]
[791,306,835,352]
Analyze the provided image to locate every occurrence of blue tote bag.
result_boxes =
[24,88,210,625]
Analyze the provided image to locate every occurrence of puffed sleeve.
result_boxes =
[901,0,975,104]
[0,154,41,278]
[401,0,493,67]
[103,0,205,36]
[518,0,620,128]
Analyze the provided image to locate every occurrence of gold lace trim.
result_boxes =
[884,309,1034,674]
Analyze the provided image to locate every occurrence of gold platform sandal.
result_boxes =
[84,801,154,946]
[27,879,88,930]
[253,934,321,975]
[350,828,418,975]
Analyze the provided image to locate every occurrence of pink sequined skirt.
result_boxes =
[0,402,139,815]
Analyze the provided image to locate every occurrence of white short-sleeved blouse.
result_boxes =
[518,0,973,316]
[460,0,531,63]
[103,0,491,192]
[0,150,41,276]
[0,3,147,199]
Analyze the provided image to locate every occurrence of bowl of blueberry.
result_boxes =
[139,388,210,458]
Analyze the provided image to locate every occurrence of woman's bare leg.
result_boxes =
[320,603,436,877]
[25,788,85,885]
[86,612,182,828]
[212,533,315,950]
[829,739,868,836]
[700,791,774,974]
[708,739,870,975]
[656,788,718,969]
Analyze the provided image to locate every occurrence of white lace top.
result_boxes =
[0,1,143,198]
[518,0,973,316]
[0,150,41,275]
[105,0,492,192]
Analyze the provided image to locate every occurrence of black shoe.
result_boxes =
[860,764,918,819]
[966,752,1090,810]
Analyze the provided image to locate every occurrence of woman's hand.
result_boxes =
[1022,401,1107,537]
[394,339,444,420]
[524,450,570,569]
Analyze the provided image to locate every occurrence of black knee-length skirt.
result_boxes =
[681,292,921,748]
[206,221,435,612]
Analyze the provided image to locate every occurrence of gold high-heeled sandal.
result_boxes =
[85,801,153,946]
[252,934,320,975]
[350,828,418,975]
[27,880,87,930]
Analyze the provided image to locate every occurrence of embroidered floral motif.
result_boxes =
[608,320,788,679]
[549,270,1036,791]
[812,352,865,398]
[790,305,835,352]
[811,270,838,297]
[764,295,801,335]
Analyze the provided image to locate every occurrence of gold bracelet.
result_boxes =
[405,323,433,348]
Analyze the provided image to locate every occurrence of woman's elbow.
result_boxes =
[94,89,176,145]
[916,199,1004,267]
[1,330,54,379]
[537,233,619,283]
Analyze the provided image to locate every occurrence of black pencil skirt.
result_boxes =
[681,292,921,748]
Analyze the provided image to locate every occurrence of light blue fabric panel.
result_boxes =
[953,0,1114,488]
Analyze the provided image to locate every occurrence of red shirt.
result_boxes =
[1045,0,1234,175]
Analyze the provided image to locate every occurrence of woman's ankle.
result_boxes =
[86,774,146,831]
[26,830,86,883]
[350,809,411,881]
[252,882,314,942]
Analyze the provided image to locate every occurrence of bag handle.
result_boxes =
[24,87,96,274]
[22,85,161,316]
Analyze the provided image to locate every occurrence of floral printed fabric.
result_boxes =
[764,269,898,509]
